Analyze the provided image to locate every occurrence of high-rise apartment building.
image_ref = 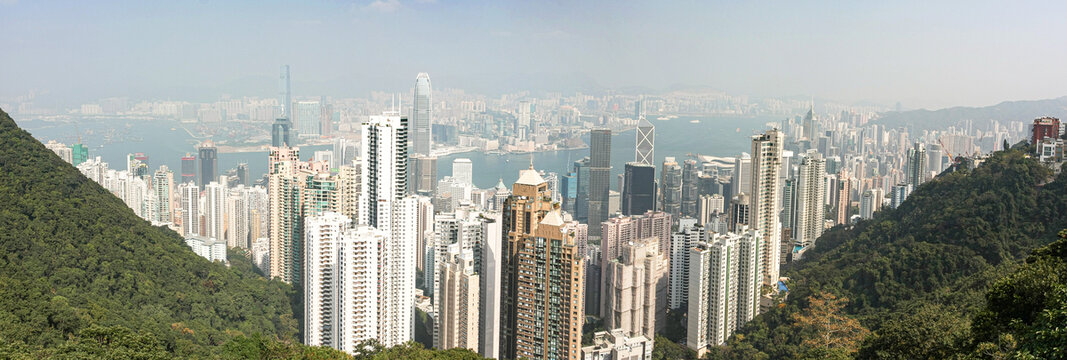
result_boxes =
[748,129,783,286]
[686,230,762,356]
[203,180,227,241]
[860,188,884,219]
[588,129,612,238]
[151,165,174,224]
[437,244,480,351]
[603,237,668,339]
[668,218,702,310]
[412,73,433,156]
[697,194,724,227]
[359,113,417,347]
[45,140,73,163]
[907,142,927,187]
[794,150,826,249]
[181,153,196,184]
[452,158,473,186]
[179,182,199,237]
[501,167,585,360]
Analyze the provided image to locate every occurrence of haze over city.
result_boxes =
[3,0,1067,108]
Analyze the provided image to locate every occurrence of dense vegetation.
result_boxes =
[0,108,490,358]
[712,148,1067,359]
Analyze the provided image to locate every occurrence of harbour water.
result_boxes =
[19,114,780,189]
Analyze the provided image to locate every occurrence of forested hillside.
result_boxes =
[709,149,1067,359]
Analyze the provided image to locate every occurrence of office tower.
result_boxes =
[279,65,291,119]
[681,159,700,218]
[151,166,174,224]
[412,73,433,156]
[178,182,199,236]
[203,180,227,241]
[333,137,356,168]
[668,218,701,309]
[835,173,853,225]
[697,194,724,226]
[588,129,612,238]
[319,96,332,137]
[452,158,473,186]
[235,163,249,186]
[409,155,437,196]
[296,101,323,137]
[660,157,682,215]
[561,172,578,214]
[802,106,816,142]
[198,140,218,189]
[72,143,88,166]
[359,113,417,347]
[603,237,668,339]
[622,162,656,216]
[478,212,504,359]
[687,237,738,354]
[573,157,591,222]
[127,153,149,179]
[45,140,73,163]
[732,154,752,198]
[437,244,480,351]
[748,129,783,286]
[907,142,928,187]
[1031,116,1060,144]
[304,213,382,353]
[272,118,293,147]
[581,329,653,360]
[794,150,826,248]
[727,194,750,233]
[501,167,585,360]
[734,229,762,325]
[634,96,646,120]
[860,188,884,219]
[635,118,655,165]
[181,153,196,184]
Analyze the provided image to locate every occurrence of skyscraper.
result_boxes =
[72,143,88,166]
[179,182,199,237]
[501,167,585,360]
[437,244,480,351]
[296,101,323,137]
[279,65,291,120]
[236,163,249,186]
[272,118,293,147]
[478,212,504,359]
[635,118,655,165]
[681,159,700,218]
[602,236,668,339]
[748,129,783,286]
[304,213,382,353]
[669,218,702,310]
[835,173,853,225]
[151,165,174,224]
[860,188,884,219]
[588,129,612,238]
[359,113,417,347]
[181,153,196,184]
[660,157,682,215]
[907,142,927,187]
[452,158,473,186]
[198,140,218,189]
[687,237,738,354]
[409,155,437,196]
[203,180,227,241]
[574,157,591,222]
[622,162,656,216]
[793,150,826,249]
[412,73,433,156]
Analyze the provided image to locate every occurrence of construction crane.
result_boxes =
[938,138,961,166]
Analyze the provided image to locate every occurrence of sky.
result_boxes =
[2,0,1066,109]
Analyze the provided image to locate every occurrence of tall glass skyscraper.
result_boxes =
[588,129,611,237]
[279,65,291,120]
[198,140,218,189]
[412,73,432,156]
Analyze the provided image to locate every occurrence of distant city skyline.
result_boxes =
[3,1,1067,109]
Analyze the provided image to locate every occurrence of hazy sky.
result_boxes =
[2,0,1065,109]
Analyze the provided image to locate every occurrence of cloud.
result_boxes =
[367,0,402,13]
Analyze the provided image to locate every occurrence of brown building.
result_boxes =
[501,166,585,360]
[602,237,668,339]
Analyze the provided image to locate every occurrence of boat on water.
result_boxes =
[690,120,700,124]
[657,116,669,121]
